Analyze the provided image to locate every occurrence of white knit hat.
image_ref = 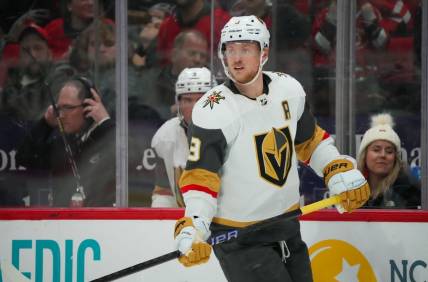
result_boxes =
[357,113,401,160]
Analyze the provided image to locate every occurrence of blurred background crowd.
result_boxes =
[0,0,423,208]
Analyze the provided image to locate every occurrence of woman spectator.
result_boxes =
[45,0,113,60]
[357,113,420,209]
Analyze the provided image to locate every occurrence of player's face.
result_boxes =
[57,85,86,134]
[223,41,262,84]
[178,93,204,124]
[365,140,396,177]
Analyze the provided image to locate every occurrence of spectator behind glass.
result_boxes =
[16,78,116,207]
[139,29,209,120]
[69,20,123,115]
[151,67,216,208]
[156,0,230,66]
[357,113,421,209]
[0,8,52,87]
[131,3,173,69]
[1,22,53,122]
[45,0,112,60]
[68,18,165,207]
[312,0,419,116]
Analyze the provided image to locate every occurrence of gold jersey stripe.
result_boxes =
[295,125,327,163]
[179,168,221,194]
[212,203,300,228]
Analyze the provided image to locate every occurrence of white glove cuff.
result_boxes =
[328,169,367,194]
[191,216,211,241]
[328,169,367,214]
[175,226,196,254]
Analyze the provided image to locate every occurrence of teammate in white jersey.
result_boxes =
[173,16,370,281]
[151,67,217,207]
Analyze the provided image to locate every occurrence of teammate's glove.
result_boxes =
[174,216,211,267]
[324,156,371,213]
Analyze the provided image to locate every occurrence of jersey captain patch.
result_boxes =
[254,126,293,187]
[203,91,225,109]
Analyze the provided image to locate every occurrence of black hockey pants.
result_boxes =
[211,218,313,282]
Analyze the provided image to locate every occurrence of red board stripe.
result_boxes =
[0,208,428,222]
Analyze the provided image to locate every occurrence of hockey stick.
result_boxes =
[90,195,341,282]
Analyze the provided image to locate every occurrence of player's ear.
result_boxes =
[262,48,269,61]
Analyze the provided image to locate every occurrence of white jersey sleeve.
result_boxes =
[151,117,189,207]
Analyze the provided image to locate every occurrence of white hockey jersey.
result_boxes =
[179,72,339,227]
[151,117,189,207]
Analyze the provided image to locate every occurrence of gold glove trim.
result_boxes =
[339,182,371,212]
[174,217,193,238]
[323,159,354,185]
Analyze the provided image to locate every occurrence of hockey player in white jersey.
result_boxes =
[173,15,370,281]
[151,67,217,207]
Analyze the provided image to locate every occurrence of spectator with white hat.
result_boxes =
[357,113,420,208]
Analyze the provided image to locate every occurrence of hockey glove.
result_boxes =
[174,216,212,267]
[324,156,371,213]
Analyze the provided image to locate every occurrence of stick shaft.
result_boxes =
[90,195,341,281]
[300,195,341,215]
[90,251,181,282]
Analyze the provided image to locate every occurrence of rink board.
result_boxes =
[1,209,428,282]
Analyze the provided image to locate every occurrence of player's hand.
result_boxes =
[174,216,211,267]
[324,156,371,213]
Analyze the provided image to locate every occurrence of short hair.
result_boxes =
[62,79,88,101]
[173,30,207,50]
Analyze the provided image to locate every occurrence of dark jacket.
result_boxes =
[16,118,116,207]
[1,69,51,122]
[363,170,421,209]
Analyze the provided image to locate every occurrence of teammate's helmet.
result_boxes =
[218,15,270,83]
[175,67,216,98]
[175,67,217,125]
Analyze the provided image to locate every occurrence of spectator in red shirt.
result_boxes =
[1,22,54,122]
[156,0,230,66]
[45,0,112,60]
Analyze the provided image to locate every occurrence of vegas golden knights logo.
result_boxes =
[254,127,293,186]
